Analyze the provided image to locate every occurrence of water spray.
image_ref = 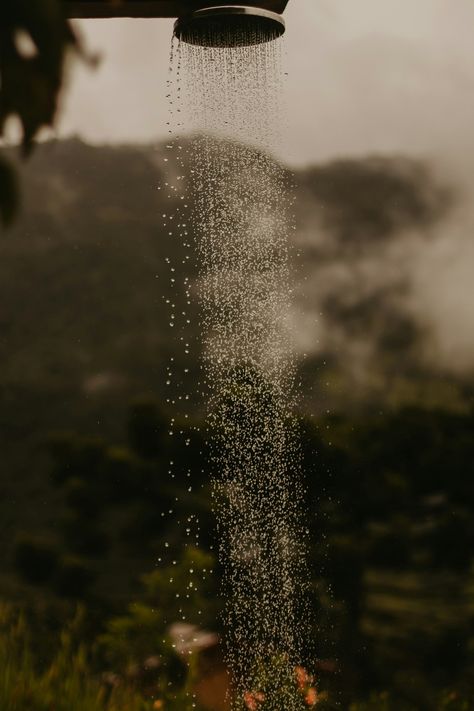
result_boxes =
[63,1,309,707]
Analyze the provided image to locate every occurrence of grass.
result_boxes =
[0,602,209,711]
[1,599,473,711]
[0,605,148,711]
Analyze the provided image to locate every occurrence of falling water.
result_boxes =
[170,23,312,711]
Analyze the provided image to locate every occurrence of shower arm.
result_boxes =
[63,1,289,19]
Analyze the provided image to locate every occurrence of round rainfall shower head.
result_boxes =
[174,5,286,48]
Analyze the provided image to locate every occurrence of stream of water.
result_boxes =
[168,26,312,710]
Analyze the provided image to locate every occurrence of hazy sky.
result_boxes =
[58,0,474,167]
[54,0,474,374]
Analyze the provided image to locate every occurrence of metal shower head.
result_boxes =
[174,6,286,48]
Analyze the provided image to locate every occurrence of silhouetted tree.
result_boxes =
[0,0,81,225]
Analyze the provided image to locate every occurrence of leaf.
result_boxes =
[0,153,19,227]
[0,0,79,153]
[0,0,82,225]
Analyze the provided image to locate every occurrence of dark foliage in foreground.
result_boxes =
[3,402,474,709]
[0,139,471,709]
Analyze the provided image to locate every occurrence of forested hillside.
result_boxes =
[1,139,473,709]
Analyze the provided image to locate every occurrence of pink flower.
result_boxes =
[244,692,257,710]
[295,665,309,690]
[305,687,319,706]
[296,665,315,691]
[243,691,265,710]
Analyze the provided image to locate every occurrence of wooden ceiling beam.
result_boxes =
[64,1,289,19]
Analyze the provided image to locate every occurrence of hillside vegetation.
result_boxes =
[1,139,473,709]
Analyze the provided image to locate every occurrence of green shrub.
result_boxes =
[65,477,101,517]
[48,435,107,486]
[128,401,166,460]
[0,603,148,711]
[103,446,140,501]
[368,526,411,569]
[99,547,217,669]
[53,556,96,598]
[59,512,109,557]
[13,536,58,585]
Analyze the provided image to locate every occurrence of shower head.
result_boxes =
[174,6,286,48]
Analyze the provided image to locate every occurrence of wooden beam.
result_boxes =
[64,1,289,19]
